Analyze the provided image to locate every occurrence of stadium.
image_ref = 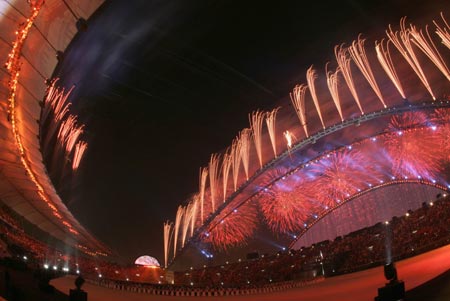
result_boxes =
[0,1,449,300]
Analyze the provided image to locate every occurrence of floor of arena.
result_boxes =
[52,244,450,301]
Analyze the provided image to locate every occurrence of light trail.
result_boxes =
[239,128,252,180]
[231,137,242,191]
[386,18,436,100]
[375,39,407,99]
[222,151,232,202]
[173,206,184,256]
[409,24,450,81]
[163,221,173,268]
[335,45,364,114]
[250,110,265,168]
[306,66,326,129]
[348,36,387,108]
[325,64,344,121]
[265,107,280,158]
[290,84,309,137]
[434,13,450,50]
[208,153,221,212]
[72,141,87,170]
[198,167,208,223]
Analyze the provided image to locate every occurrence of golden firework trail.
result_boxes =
[386,18,436,100]
[209,153,221,212]
[290,84,309,137]
[325,64,344,121]
[222,151,232,202]
[265,107,280,158]
[173,206,184,256]
[250,110,265,167]
[190,195,199,236]
[199,167,208,223]
[72,141,87,170]
[240,128,252,180]
[231,137,242,191]
[335,45,364,114]
[306,66,325,129]
[163,221,173,267]
[434,13,450,50]
[348,36,387,108]
[409,24,450,81]
[375,39,407,99]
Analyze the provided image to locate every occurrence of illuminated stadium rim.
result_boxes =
[169,99,450,266]
[288,179,449,249]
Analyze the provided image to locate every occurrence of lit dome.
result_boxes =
[134,255,160,267]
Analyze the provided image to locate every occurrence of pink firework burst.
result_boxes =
[384,127,442,178]
[388,111,428,131]
[201,202,257,251]
[258,181,317,234]
[433,108,450,160]
[309,149,378,206]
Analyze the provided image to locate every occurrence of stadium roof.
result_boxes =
[0,0,110,256]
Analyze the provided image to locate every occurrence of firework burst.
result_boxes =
[385,114,442,178]
[258,179,317,233]
[202,202,257,251]
[309,149,378,207]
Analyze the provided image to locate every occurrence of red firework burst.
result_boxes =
[433,108,450,160]
[309,149,378,206]
[201,202,257,251]
[258,183,316,234]
[385,117,442,178]
[388,111,428,131]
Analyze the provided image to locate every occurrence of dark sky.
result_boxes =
[50,0,445,263]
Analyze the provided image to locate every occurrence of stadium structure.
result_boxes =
[0,0,449,299]
[0,0,110,259]
[163,13,450,270]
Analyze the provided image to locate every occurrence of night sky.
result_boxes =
[49,0,445,263]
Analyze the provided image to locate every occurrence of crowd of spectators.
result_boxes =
[0,194,449,297]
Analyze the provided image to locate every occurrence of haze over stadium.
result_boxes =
[0,0,450,300]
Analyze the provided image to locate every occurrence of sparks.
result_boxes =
[266,107,280,158]
[290,84,309,137]
[306,66,326,129]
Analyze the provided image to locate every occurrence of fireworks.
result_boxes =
[202,202,257,251]
[325,64,344,121]
[335,45,364,114]
[434,13,450,49]
[290,84,309,137]
[250,110,266,168]
[258,182,314,233]
[163,222,173,268]
[385,114,442,178]
[266,107,280,158]
[348,36,387,108]
[386,18,436,100]
[221,151,232,202]
[307,66,325,129]
[209,154,221,212]
[239,128,252,180]
[72,141,87,170]
[283,130,296,150]
[409,24,450,81]
[231,138,242,191]
[164,13,450,262]
[375,39,406,99]
[309,149,379,207]
[173,206,184,256]
[199,167,208,223]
